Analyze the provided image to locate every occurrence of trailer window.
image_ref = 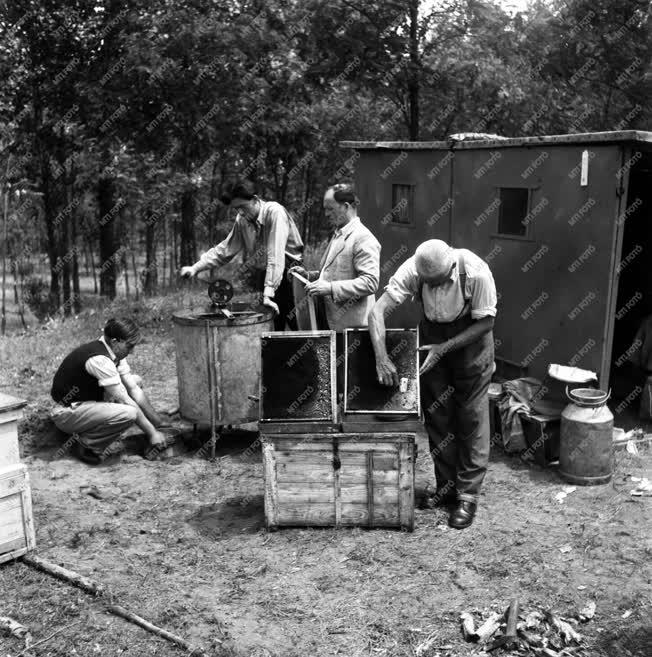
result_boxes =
[391,184,414,225]
[497,187,530,237]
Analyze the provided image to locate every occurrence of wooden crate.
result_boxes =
[521,414,561,467]
[262,432,415,530]
[0,464,36,563]
[340,416,423,434]
[0,393,27,468]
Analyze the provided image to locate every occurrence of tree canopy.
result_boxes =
[0,0,649,317]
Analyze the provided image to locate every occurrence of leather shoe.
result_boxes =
[72,443,102,465]
[449,501,477,529]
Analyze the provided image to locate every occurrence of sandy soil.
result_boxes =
[1,300,651,657]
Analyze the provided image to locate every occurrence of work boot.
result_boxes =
[98,439,125,465]
[449,501,477,529]
[72,442,102,466]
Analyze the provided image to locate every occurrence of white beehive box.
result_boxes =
[0,463,36,563]
[0,392,27,467]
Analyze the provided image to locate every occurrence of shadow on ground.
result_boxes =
[189,495,266,537]
[28,417,262,463]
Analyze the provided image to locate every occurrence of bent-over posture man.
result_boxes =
[50,318,167,464]
[180,179,304,330]
[369,239,497,529]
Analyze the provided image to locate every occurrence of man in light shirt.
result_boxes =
[369,239,497,529]
[180,179,304,330]
[289,182,380,390]
[50,318,168,464]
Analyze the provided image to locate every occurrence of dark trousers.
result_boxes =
[274,271,298,331]
[254,270,298,331]
[419,314,494,503]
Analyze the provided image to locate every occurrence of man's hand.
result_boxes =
[377,357,399,387]
[180,266,195,279]
[305,280,332,298]
[143,429,169,460]
[263,295,280,315]
[149,429,168,447]
[287,265,309,281]
[418,343,448,375]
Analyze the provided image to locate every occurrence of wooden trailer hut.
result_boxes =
[340,130,652,397]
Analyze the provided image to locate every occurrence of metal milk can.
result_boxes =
[559,387,614,485]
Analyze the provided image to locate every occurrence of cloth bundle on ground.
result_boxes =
[497,377,546,453]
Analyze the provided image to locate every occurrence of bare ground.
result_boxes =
[1,292,651,657]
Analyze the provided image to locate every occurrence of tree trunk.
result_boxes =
[13,261,26,328]
[41,169,61,308]
[179,187,196,266]
[162,214,168,288]
[97,176,118,298]
[123,249,130,299]
[1,189,8,335]
[61,202,71,316]
[85,234,98,294]
[131,250,139,300]
[302,164,312,244]
[17,246,27,328]
[407,0,420,140]
[83,235,90,276]
[170,213,176,288]
[143,205,158,295]
[12,260,19,304]
[72,206,81,314]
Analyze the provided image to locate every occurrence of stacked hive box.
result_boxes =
[260,330,419,531]
[0,393,36,563]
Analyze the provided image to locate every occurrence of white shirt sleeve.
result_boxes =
[85,356,131,387]
[384,256,419,305]
[469,266,498,319]
[263,203,291,298]
[117,358,131,377]
[85,355,120,387]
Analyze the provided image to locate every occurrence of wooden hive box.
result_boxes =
[0,393,28,468]
[0,464,36,563]
[343,328,420,417]
[259,331,337,426]
[262,432,415,530]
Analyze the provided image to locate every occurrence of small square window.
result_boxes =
[497,187,530,236]
[391,184,414,225]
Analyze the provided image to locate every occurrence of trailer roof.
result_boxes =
[340,130,652,151]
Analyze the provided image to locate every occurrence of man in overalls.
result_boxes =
[369,239,497,529]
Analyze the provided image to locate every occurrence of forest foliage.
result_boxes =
[0,0,650,320]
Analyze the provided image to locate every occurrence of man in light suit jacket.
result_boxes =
[290,182,381,391]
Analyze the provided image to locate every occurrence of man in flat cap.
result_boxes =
[180,179,304,330]
[369,239,497,529]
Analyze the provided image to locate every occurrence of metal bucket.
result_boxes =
[559,387,614,485]
[172,303,275,425]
